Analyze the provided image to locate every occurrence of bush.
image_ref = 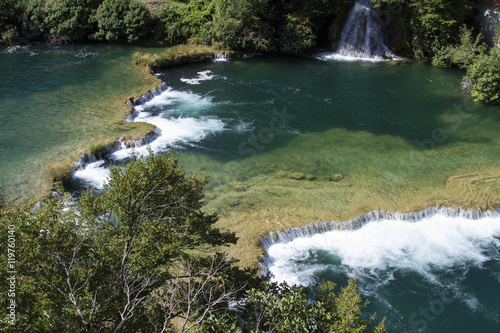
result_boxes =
[467,48,500,105]
[134,43,233,69]
[278,14,316,54]
[432,26,488,69]
[0,0,25,45]
[212,0,274,52]
[92,0,152,43]
[22,0,50,41]
[44,0,101,42]
[156,0,214,45]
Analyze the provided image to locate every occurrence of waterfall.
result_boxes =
[259,206,500,272]
[320,0,396,61]
[72,83,169,171]
[213,52,229,62]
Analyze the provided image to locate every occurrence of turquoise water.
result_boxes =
[0,44,156,205]
[74,55,500,214]
[3,46,500,331]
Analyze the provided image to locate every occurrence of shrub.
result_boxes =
[278,14,316,54]
[92,0,151,43]
[0,0,25,44]
[156,0,214,45]
[44,0,101,42]
[22,0,50,41]
[467,48,500,105]
[432,26,488,69]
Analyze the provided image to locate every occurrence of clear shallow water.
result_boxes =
[265,213,500,332]
[0,44,157,205]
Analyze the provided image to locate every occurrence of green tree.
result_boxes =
[373,0,476,57]
[467,47,500,105]
[0,0,25,44]
[212,0,274,52]
[432,26,488,68]
[156,0,215,45]
[44,0,101,42]
[277,14,316,54]
[203,278,387,332]
[92,0,152,43]
[21,0,49,41]
[0,152,238,331]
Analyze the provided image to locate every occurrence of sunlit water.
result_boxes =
[0,44,157,205]
[3,47,500,331]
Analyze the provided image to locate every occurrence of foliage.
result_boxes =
[0,0,25,44]
[467,47,500,105]
[277,14,316,54]
[0,152,239,331]
[211,0,274,52]
[203,278,387,332]
[21,0,50,41]
[155,0,215,45]
[372,0,476,57]
[134,43,232,69]
[43,0,100,42]
[432,26,488,68]
[91,0,152,43]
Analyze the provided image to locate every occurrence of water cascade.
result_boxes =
[321,0,396,61]
[260,207,500,332]
[213,52,230,62]
[260,206,499,256]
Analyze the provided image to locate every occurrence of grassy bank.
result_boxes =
[133,43,236,70]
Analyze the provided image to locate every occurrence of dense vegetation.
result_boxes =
[0,153,386,332]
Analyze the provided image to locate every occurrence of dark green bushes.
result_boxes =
[372,0,477,57]
[92,0,151,43]
[153,0,354,54]
[133,43,231,69]
[1,0,153,45]
[432,26,500,106]
[156,0,215,45]
[0,0,25,44]
[468,47,500,105]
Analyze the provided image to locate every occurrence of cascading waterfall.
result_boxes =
[259,206,500,272]
[213,52,230,62]
[260,206,500,331]
[71,83,170,187]
[320,0,396,61]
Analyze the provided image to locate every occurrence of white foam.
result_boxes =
[72,160,110,189]
[180,70,215,85]
[73,86,226,189]
[266,214,500,286]
[317,52,395,63]
[112,115,225,159]
[133,87,213,113]
[213,53,229,62]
